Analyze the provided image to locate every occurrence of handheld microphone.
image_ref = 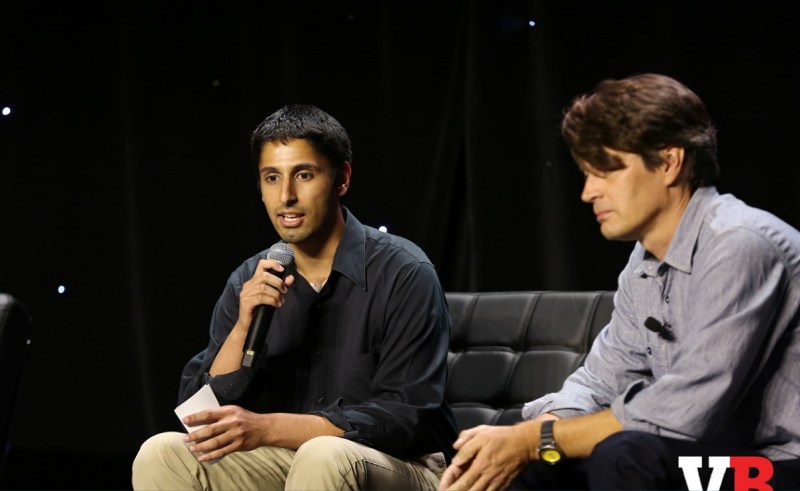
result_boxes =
[242,242,295,368]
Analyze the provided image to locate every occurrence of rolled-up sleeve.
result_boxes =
[523,257,653,420]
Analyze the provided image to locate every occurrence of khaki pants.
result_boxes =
[132,432,442,490]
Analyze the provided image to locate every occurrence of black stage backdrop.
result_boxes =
[1,1,798,488]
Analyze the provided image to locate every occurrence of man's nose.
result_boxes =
[281,180,297,204]
[581,174,599,203]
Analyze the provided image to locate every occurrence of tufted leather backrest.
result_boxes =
[445,291,614,432]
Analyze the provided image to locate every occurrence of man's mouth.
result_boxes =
[278,212,304,227]
[595,210,610,221]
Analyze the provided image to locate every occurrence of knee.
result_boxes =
[587,431,670,485]
[590,431,661,465]
[134,432,187,466]
[293,436,368,476]
[132,432,191,485]
[295,436,358,465]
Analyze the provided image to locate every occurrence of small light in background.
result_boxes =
[528,20,536,27]
[378,226,388,233]
[211,80,221,87]
[2,107,10,116]
[57,285,66,294]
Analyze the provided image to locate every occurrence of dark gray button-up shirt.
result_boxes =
[524,187,800,460]
[180,208,457,460]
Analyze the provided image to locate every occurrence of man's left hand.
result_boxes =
[182,405,268,462]
[439,423,536,491]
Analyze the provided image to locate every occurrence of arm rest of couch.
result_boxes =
[445,291,614,432]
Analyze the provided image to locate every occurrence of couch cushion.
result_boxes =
[445,291,614,431]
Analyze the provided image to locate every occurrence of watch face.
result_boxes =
[540,448,562,464]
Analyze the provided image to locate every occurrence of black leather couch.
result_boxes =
[445,291,615,432]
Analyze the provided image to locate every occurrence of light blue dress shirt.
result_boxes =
[523,187,800,460]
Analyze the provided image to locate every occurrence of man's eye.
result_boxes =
[264,175,279,183]
[297,172,312,180]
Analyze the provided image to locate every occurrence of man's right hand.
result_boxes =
[236,259,294,329]
[209,259,295,376]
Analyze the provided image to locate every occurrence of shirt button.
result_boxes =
[317,396,325,403]
[646,347,653,355]
[665,295,670,303]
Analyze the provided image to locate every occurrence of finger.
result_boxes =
[461,466,495,491]
[184,424,219,445]
[258,260,287,281]
[439,464,463,490]
[451,439,480,467]
[189,428,231,454]
[258,258,286,272]
[453,425,486,449]
[196,440,236,463]
[239,283,284,311]
[183,409,222,427]
[447,467,477,491]
[484,471,515,491]
[255,284,285,305]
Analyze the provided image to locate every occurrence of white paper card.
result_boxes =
[174,384,220,432]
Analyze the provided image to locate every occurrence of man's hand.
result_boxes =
[439,422,538,491]
[209,259,295,376]
[237,258,295,330]
[182,405,268,462]
[182,408,344,462]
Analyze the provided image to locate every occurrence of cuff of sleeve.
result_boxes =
[522,399,589,420]
[610,380,659,434]
[309,399,358,438]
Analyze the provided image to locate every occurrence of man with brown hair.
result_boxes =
[440,74,800,490]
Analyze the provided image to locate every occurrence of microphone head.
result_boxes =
[266,241,295,267]
[644,316,663,333]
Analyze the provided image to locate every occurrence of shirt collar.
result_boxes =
[653,186,719,274]
[330,207,368,290]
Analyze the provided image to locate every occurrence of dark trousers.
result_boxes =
[510,431,800,490]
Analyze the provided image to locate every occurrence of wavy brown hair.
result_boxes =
[561,74,719,189]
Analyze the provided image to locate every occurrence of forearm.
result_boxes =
[506,409,623,463]
[209,321,249,376]
[261,413,344,450]
[552,409,623,459]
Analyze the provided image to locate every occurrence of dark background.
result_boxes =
[1,1,798,489]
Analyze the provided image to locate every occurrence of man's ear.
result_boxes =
[337,161,352,196]
[661,147,686,186]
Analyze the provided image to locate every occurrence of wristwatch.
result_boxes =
[537,420,564,464]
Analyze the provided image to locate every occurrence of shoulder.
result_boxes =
[701,194,800,264]
[688,195,800,293]
[362,225,434,268]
